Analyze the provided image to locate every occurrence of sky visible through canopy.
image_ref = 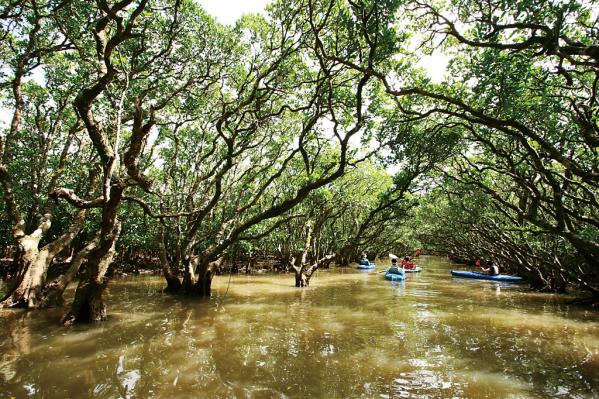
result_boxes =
[0,1,448,127]
[196,0,448,82]
[0,1,273,127]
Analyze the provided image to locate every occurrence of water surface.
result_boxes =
[1,256,598,398]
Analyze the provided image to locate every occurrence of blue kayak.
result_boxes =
[385,268,406,281]
[357,262,375,270]
[451,270,523,282]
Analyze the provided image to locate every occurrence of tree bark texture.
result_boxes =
[0,211,86,309]
[61,222,121,326]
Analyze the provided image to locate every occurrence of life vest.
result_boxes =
[402,260,415,269]
[388,266,404,275]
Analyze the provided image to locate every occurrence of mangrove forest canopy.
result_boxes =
[0,0,598,324]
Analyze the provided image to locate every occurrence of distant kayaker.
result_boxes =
[415,248,421,257]
[358,253,370,266]
[474,258,481,268]
[401,256,415,270]
[481,260,499,275]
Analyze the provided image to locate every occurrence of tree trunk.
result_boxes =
[0,244,50,308]
[62,279,109,325]
[191,257,221,297]
[160,215,223,298]
[192,270,213,297]
[294,269,306,287]
[289,223,315,287]
[158,226,183,293]
[37,235,100,308]
[163,269,183,294]
[61,222,121,326]
[0,211,87,309]
[304,254,335,287]
[182,257,196,293]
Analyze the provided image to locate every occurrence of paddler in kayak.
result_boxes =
[481,260,499,275]
[358,253,371,266]
[388,258,404,275]
[401,256,416,270]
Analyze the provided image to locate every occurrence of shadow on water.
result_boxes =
[0,256,598,398]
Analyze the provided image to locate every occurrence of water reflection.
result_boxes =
[0,256,598,398]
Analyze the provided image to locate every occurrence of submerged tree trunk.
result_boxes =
[304,254,335,286]
[291,223,312,287]
[0,211,86,309]
[61,222,121,326]
[294,269,307,287]
[159,247,222,297]
[187,257,221,297]
[158,226,183,293]
[294,254,336,287]
[161,263,183,294]
[37,235,100,308]
[289,224,334,287]
[0,234,51,308]
[192,269,213,297]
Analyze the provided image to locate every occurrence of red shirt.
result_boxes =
[402,260,415,269]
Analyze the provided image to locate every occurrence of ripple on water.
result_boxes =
[0,257,598,398]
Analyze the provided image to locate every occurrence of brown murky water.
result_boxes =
[1,256,598,398]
